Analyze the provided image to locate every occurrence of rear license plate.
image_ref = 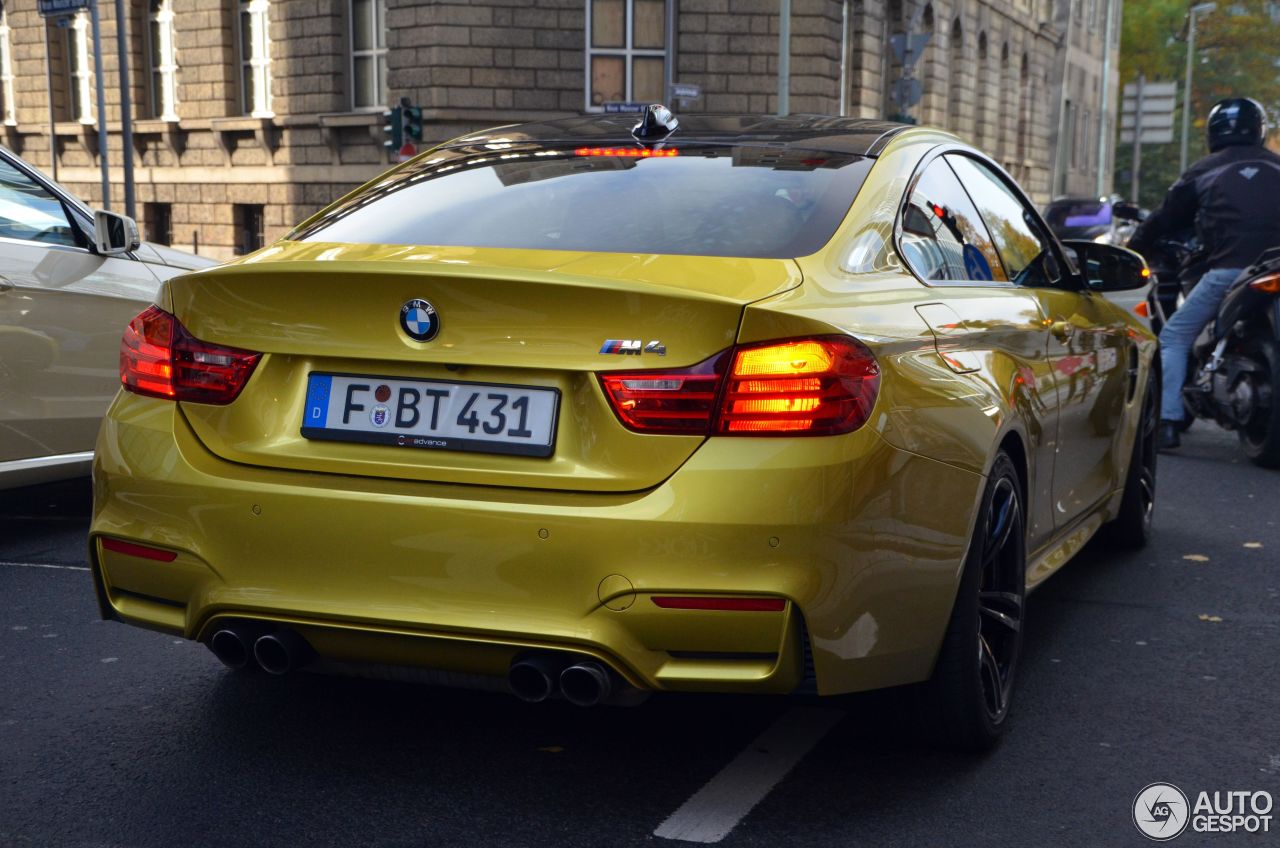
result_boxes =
[301,373,559,457]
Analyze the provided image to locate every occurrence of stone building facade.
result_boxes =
[0,0,1118,260]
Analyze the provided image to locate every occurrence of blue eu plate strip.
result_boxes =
[304,375,333,428]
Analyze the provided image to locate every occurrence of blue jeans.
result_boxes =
[1158,267,1242,421]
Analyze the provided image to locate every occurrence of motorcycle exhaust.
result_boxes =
[507,654,567,703]
[559,661,613,708]
[252,629,315,676]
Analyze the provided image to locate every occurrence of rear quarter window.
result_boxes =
[292,144,873,259]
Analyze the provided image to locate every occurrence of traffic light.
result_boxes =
[382,104,403,152]
[399,99,424,146]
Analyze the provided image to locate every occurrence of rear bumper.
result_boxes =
[91,393,984,696]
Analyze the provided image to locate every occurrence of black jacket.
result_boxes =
[1129,144,1280,271]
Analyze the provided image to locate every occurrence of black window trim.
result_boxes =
[894,142,1081,291]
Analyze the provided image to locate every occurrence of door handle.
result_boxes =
[1049,320,1074,342]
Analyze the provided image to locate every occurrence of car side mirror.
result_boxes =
[93,209,141,256]
[1111,201,1142,222]
[1061,240,1150,292]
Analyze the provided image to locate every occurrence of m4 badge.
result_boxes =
[599,339,667,356]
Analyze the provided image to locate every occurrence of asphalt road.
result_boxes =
[2,424,1277,847]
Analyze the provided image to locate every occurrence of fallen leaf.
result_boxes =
[537,746,564,753]
[1183,554,1210,562]
[1244,542,1263,549]
[1197,614,1223,623]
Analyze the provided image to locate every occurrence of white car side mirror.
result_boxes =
[93,209,141,256]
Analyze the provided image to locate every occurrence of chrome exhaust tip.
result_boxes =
[252,630,314,676]
[508,654,566,703]
[560,661,613,708]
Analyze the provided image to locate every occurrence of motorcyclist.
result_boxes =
[1128,97,1280,450]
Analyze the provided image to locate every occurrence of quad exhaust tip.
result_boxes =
[559,661,612,707]
[508,654,567,703]
[209,628,252,669]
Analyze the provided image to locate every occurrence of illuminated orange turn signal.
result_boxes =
[1249,273,1280,294]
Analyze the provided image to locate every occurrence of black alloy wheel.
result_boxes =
[918,452,1026,752]
[1103,370,1159,548]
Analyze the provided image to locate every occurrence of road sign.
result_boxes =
[1120,78,1176,143]
[889,32,931,69]
[37,0,90,17]
[670,83,701,100]
[397,141,417,163]
[604,102,648,113]
[890,78,923,109]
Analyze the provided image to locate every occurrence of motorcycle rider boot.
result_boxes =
[1158,420,1182,451]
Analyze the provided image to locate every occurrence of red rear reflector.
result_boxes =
[1134,301,1150,317]
[100,537,177,563]
[573,147,679,158]
[652,596,786,612]
[121,306,261,405]
[1249,272,1280,294]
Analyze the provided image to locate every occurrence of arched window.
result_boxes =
[882,0,904,120]
[946,17,963,135]
[998,42,1010,162]
[976,32,989,150]
[147,0,179,121]
[920,4,936,125]
[1016,52,1032,177]
[351,0,388,110]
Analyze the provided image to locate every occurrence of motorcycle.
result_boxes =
[1181,247,1280,467]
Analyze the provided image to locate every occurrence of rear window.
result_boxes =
[1044,199,1111,228]
[291,143,873,259]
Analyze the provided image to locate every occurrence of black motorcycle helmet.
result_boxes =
[1206,98,1268,151]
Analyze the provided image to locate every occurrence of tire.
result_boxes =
[917,453,1026,752]
[1100,369,1159,549]
[1239,338,1280,468]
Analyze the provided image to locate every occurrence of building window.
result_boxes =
[234,204,265,255]
[145,202,172,246]
[0,3,14,125]
[67,10,94,124]
[585,0,667,109]
[350,0,387,110]
[147,0,179,120]
[238,0,272,117]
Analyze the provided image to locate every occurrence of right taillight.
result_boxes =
[1248,272,1280,294]
[717,337,879,435]
[120,305,261,405]
[598,335,879,437]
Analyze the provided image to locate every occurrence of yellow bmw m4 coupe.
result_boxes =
[92,110,1156,749]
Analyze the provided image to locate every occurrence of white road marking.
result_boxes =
[653,706,845,843]
[0,560,88,572]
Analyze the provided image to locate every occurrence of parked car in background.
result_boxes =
[0,146,215,490]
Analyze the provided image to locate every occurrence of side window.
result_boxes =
[946,155,1060,287]
[0,159,78,247]
[899,158,1007,284]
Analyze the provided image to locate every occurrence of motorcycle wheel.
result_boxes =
[1239,339,1280,469]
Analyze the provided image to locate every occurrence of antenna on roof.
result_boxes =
[632,105,679,140]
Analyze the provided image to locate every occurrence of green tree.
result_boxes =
[1115,0,1280,210]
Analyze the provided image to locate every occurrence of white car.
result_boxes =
[0,147,215,490]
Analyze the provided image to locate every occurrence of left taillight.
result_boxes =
[598,335,880,437]
[120,305,261,405]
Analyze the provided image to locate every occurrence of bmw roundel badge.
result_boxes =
[399,299,439,342]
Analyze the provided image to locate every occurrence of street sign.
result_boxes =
[670,83,701,100]
[1120,79,1177,140]
[890,78,923,109]
[604,102,649,113]
[37,0,90,17]
[889,32,931,69]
